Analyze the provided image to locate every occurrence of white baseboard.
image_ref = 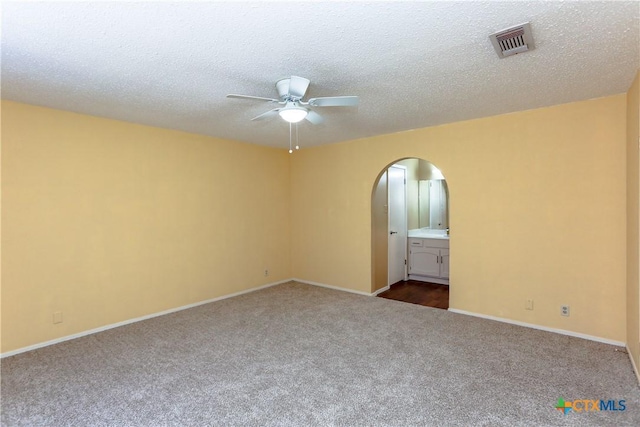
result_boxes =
[448,308,626,347]
[292,278,373,297]
[1,279,291,359]
[627,345,640,385]
[371,285,390,296]
[10,279,627,362]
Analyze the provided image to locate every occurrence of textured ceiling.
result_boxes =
[2,1,639,149]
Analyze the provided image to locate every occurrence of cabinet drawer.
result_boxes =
[408,237,449,249]
[423,238,449,249]
[408,239,423,247]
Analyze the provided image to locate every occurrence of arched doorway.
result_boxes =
[371,158,450,309]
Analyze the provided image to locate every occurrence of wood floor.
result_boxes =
[377,280,449,309]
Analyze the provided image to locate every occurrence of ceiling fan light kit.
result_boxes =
[227,76,359,151]
[278,103,308,123]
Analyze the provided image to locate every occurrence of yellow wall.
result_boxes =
[371,169,388,292]
[1,93,631,352]
[627,70,640,370]
[291,94,627,342]
[1,101,291,353]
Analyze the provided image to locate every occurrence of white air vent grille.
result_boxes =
[489,22,535,59]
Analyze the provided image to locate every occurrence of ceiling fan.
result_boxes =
[227,76,359,125]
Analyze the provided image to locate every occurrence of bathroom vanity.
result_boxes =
[407,229,449,285]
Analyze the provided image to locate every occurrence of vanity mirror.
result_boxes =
[417,161,448,230]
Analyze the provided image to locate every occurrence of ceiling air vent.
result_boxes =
[489,22,535,59]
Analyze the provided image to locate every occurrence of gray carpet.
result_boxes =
[1,281,639,426]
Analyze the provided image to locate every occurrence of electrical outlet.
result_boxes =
[561,305,570,317]
[53,311,63,324]
[525,299,534,310]
[264,269,269,277]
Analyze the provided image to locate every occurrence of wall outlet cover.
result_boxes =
[53,311,63,324]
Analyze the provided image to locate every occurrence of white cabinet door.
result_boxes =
[409,247,440,277]
[440,249,450,279]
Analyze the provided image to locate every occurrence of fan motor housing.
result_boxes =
[276,78,291,100]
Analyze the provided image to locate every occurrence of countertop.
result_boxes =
[408,229,450,240]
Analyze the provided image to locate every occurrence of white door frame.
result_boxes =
[387,165,408,285]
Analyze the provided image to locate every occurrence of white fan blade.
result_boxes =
[288,76,310,99]
[308,96,359,107]
[227,94,279,102]
[251,108,280,121]
[305,110,324,124]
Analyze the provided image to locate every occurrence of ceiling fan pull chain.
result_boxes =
[289,122,293,154]
[295,123,300,150]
